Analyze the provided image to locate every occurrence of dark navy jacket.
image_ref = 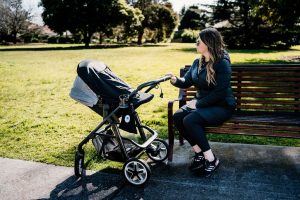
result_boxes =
[172,54,236,109]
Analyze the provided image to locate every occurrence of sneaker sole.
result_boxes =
[189,164,205,172]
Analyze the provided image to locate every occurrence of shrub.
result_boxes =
[48,36,58,43]
[181,29,199,43]
[58,36,73,44]
[32,38,39,43]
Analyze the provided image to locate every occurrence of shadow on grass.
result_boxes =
[0,43,168,52]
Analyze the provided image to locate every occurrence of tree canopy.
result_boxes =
[141,4,177,43]
[40,0,143,46]
[131,0,178,44]
[209,0,300,49]
[178,6,208,30]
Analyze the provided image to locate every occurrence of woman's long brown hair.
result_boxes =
[199,28,225,85]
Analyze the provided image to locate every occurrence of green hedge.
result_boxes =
[180,29,199,43]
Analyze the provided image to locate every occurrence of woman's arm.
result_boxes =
[171,59,198,89]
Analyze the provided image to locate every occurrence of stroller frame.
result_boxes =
[74,75,171,186]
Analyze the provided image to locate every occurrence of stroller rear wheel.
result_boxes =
[146,138,169,163]
[74,151,84,177]
[123,158,151,186]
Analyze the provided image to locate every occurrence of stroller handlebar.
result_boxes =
[128,75,172,99]
[155,74,172,83]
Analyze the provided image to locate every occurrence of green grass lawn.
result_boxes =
[0,43,299,171]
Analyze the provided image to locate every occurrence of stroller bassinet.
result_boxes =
[71,59,154,117]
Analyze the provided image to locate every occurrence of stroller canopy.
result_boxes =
[76,60,153,107]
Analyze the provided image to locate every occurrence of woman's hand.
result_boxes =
[186,99,197,109]
[165,72,177,84]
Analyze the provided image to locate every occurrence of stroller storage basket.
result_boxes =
[92,129,143,162]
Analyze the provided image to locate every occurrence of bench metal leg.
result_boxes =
[168,101,175,161]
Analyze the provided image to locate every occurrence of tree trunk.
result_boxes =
[83,32,91,47]
[12,32,17,44]
[137,29,144,45]
[99,32,103,44]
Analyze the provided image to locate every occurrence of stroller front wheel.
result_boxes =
[74,151,84,177]
[123,158,151,186]
[146,138,169,163]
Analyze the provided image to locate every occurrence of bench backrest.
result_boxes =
[180,64,300,112]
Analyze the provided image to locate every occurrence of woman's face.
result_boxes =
[196,37,208,54]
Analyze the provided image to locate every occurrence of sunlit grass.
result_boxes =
[0,43,299,171]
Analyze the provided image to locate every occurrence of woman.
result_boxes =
[168,28,236,177]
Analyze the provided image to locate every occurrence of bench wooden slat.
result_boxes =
[234,93,300,98]
[236,105,300,111]
[231,112,300,125]
[237,99,300,105]
[233,88,300,93]
[232,65,300,71]
[232,72,300,77]
[186,92,300,97]
[216,123,300,131]
[205,128,300,138]
[231,77,300,82]
[231,82,299,87]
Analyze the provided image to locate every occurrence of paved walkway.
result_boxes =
[0,141,299,200]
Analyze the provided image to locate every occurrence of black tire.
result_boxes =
[74,151,84,177]
[146,138,169,163]
[123,158,151,186]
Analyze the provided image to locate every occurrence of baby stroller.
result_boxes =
[70,60,171,186]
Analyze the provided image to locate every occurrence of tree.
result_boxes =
[122,6,144,42]
[0,0,31,44]
[40,0,142,47]
[178,6,209,30]
[255,0,300,46]
[131,1,177,44]
[210,0,300,49]
[141,4,177,43]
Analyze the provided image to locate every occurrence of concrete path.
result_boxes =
[0,141,299,200]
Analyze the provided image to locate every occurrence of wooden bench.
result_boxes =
[167,64,300,161]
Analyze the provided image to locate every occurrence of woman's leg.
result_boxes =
[183,112,210,153]
[173,108,205,171]
[184,106,234,154]
[173,108,196,146]
[183,106,234,176]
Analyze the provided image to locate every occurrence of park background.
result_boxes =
[0,0,299,171]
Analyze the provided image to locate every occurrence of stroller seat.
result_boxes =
[132,92,154,108]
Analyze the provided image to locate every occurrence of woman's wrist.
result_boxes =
[170,76,177,84]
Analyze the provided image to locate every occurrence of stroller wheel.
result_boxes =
[74,151,84,177]
[123,158,151,186]
[146,138,169,163]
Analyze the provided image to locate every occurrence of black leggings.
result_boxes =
[173,105,234,152]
